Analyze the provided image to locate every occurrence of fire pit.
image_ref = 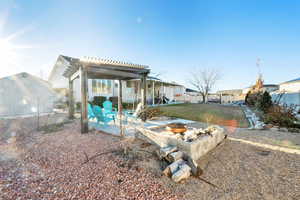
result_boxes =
[166,123,187,134]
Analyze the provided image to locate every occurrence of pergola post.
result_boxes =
[152,81,155,105]
[141,74,147,109]
[68,78,74,119]
[80,65,88,133]
[118,80,124,137]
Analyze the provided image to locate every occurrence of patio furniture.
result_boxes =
[88,103,96,120]
[93,105,115,125]
[103,100,117,116]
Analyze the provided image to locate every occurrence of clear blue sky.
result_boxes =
[1,0,300,91]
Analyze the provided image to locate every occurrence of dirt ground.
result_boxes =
[1,117,300,200]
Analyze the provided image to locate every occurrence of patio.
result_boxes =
[63,56,150,134]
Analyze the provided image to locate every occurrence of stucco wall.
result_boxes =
[280,82,300,93]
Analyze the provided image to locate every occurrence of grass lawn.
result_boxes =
[158,103,249,128]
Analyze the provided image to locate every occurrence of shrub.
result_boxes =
[138,108,163,120]
[245,91,263,107]
[257,91,273,113]
[264,104,297,128]
[76,102,81,111]
[92,96,106,107]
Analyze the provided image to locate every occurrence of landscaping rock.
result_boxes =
[171,163,191,183]
[167,151,183,162]
[270,127,280,131]
[159,146,178,157]
[280,128,289,132]
[163,159,185,177]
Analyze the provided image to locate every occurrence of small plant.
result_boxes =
[92,96,106,107]
[245,91,263,107]
[138,108,163,120]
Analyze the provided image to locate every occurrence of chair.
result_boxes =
[88,103,96,120]
[103,100,117,117]
[93,105,115,125]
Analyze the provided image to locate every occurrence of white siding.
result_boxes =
[280,82,300,93]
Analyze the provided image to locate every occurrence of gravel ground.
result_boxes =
[188,121,300,150]
[159,139,300,200]
[1,117,300,200]
[0,120,182,200]
[229,128,300,149]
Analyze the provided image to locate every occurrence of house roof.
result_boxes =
[48,55,71,82]
[0,72,57,96]
[282,77,300,84]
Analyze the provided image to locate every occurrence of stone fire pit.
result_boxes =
[137,123,226,162]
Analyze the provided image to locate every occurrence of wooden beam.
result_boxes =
[68,78,74,119]
[141,74,147,110]
[152,81,155,105]
[87,66,143,79]
[118,80,124,137]
[88,64,150,73]
[70,70,80,81]
[80,66,88,133]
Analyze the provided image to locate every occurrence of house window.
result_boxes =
[107,80,112,91]
[92,80,97,93]
[92,79,113,94]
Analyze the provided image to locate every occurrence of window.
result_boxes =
[92,80,97,93]
[91,79,113,94]
[107,80,112,92]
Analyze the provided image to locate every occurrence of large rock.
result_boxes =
[163,159,185,177]
[166,151,184,162]
[171,163,191,183]
[159,146,178,158]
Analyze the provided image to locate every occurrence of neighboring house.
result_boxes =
[0,72,59,117]
[217,89,243,104]
[279,77,300,93]
[48,55,185,104]
[49,55,118,102]
[174,88,203,103]
[271,77,300,111]
[119,77,185,104]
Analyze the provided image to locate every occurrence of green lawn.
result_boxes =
[158,103,249,128]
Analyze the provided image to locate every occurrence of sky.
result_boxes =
[0,0,300,91]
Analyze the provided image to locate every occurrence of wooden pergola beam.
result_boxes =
[118,80,124,137]
[70,70,80,81]
[87,67,143,79]
[68,78,74,119]
[80,66,88,133]
[141,73,148,110]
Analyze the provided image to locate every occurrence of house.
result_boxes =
[279,77,300,93]
[217,89,243,104]
[271,77,300,110]
[0,72,59,117]
[48,55,185,104]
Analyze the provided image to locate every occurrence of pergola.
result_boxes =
[63,56,150,134]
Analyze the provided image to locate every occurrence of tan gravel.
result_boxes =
[1,116,300,200]
[0,120,182,200]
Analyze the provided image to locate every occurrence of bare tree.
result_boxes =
[188,68,221,103]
